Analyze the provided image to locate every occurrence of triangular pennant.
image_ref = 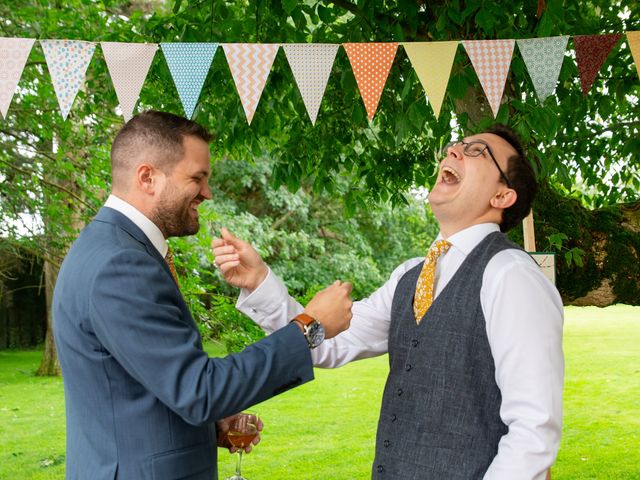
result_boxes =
[517,36,569,102]
[402,41,458,118]
[101,42,158,121]
[625,31,640,80]
[160,43,218,119]
[0,38,35,119]
[462,39,515,118]
[40,40,96,120]
[222,43,279,124]
[283,44,339,125]
[573,34,622,96]
[343,43,398,121]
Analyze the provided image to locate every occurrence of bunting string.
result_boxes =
[0,32,636,123]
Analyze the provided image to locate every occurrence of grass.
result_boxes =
[0,305,638,479]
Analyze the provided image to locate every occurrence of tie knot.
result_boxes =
[426,240,451,263]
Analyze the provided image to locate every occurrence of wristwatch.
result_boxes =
[292,313,325,349]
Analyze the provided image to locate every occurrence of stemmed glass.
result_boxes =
[225,411,260,480]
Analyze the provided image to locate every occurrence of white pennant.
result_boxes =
[40,40,96,120]
[0,38,35,119]
[283,44,338,125]
[101,42,158,121]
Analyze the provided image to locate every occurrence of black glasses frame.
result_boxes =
[443,140,513,188]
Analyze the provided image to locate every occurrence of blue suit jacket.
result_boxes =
[53,207,314,480]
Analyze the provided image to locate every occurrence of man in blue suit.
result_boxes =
[53,110,353,480]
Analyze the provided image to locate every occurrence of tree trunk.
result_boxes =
[36,259,61,376]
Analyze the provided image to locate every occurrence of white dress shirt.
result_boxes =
[237,223,564,480]
[104,194,168,257]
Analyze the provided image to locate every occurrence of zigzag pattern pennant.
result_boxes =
[283,44,339,125]
[222,43,279,124]
[40,39,96,120]
[0,37,35,119]
[402,41,458,118]
[462,39,515,118]
[101,42,158,121]
[343,42,398,121]
[517,36,569,102]
[160,42,218,119]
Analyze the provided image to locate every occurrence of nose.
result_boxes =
[446,143,463,160]
[201,183,213,200]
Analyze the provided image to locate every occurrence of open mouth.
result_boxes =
[441,166,461,185]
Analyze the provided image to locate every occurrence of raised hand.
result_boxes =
[304,281,353,339]
[211,228,269,291]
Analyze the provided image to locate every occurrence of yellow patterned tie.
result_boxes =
[413,240,452,324]
[164,248,180,286]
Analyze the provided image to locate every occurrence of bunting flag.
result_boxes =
[343,42,398,121]
[402,41,458,118]
[101,42,158,121]
[462,39,515,118]
[625,31,640,79]
[40,40,96,120]
[573,34,622,96]
[517,36,569,102]
[0,37,35,119]
[160,43,218,119]
[283,44,339,125]
[222,43,279,124]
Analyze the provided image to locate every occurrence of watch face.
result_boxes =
[307,322,325,348]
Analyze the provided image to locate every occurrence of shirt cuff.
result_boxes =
[236,268,289,317]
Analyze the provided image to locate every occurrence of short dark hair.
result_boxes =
[111,110,212,189]
[484,124,538,232]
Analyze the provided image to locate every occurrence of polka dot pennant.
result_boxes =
[402,41,459,118]
[160,43,218,119]
[628,32,640,80]
[40,40,96,120]
[461,39,515,118]
[517,36,569,102]
[101,42,158,122]
[283,44,339,125]
[573,34,622,96]
[342,42,398,121]
[222,43,279,125]
[0,37,35,119]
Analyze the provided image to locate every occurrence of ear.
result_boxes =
[135,163,161,195]
[490,187,517,210]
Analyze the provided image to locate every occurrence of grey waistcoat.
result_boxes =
[372,231,522,479]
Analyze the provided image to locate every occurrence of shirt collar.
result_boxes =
[104,194,168,257]
[436,223,500,256]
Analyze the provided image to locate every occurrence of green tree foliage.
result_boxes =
[1,1,639,357]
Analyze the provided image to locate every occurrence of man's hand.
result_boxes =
[304,281,353,339]
[216,414,264,454]
[212,228,269,291]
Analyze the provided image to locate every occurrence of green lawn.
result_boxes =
[0,305,638,479]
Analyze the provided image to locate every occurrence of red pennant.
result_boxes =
[573,34,621,96]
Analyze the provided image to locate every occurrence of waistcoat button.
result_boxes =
[411,339,419,347]
[391,414,397,422]
[405,363,412,371]
[397,388,403,396]
[384,439,390,447]
[377,465,384,473]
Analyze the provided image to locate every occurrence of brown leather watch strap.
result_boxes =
[293,313,315,326]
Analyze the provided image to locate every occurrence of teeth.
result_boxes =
[442,166,461,182]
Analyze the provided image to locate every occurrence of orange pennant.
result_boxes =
[343,42,398,121]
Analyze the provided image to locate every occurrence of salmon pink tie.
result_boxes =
[413,240,451,324]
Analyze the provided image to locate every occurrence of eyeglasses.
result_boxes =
[442,140,513,188]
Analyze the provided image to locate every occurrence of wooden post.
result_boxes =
[523,209,536,252]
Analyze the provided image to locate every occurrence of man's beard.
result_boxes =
[151,183,200,238]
